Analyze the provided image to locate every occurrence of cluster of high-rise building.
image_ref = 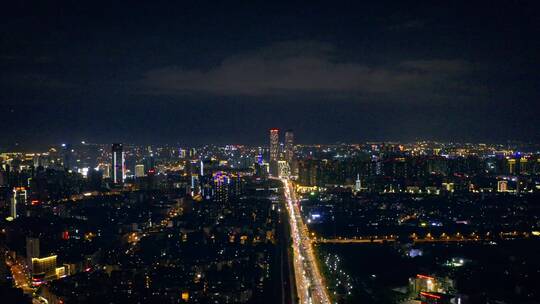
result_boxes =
[2,138,540,222]
[268,128,295,178]
[2,134,540,303]
[0,135,286,303]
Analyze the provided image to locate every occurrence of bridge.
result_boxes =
[313,231,534,244]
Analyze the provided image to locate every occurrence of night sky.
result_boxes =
[2,1,540,148]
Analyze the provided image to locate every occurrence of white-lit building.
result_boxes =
[135,164,145,177]
[112,143,125,184]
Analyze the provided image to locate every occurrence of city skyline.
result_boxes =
[3,131,540,304]
[4,137,540,154]
[2,2,540,303]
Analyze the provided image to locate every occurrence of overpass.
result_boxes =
[313,231,535,244]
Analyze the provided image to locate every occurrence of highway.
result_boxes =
[282,178,330,304]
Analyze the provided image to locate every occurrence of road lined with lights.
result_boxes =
[282,178,330,304]
[313,230,537,244]
[8,261,34,294]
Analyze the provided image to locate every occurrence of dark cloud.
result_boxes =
[141,41,473,99]
[386,19,426,31]
[1,73,76,90]
[398,60,469,74]
[1,1,539,147]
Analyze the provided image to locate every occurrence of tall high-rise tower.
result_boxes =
[61,143,73,171]
[269,129,280,177]
[269,129,279,162]
[284,130,294,164]
[112,143,125,184]
[10,187,27,219]
[355,174,362,192]
[26,237,40,268]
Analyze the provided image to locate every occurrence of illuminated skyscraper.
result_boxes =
[519,157,528,174]
[355,174,362,192]
[269,129,279,176]
[497,180,508,192]
[284,129,294,164]
[269,129,279,162]
[200,160,204,176]
[135,164,145,177]
[284,129,296,177]
[10,187,27,219]
[179,148,187,159]
[277,160,290,178]
[101,164,111,179]
[10,197,17,219]
[212,172,230,203]
[507,158,516,175]
[112,143,125,184]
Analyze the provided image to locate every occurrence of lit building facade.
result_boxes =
[497,180,508,192]
[285,129,296,176]
[212,171,231,203]
[284,130,294,164]
[11,187,27,219]
[269,129,279,162]
[277,160,290,178]
[32,255,57,280]
[269,129,279,176]
[101,164,111,179]
[112,143,125,184]
[135,164,145,177]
